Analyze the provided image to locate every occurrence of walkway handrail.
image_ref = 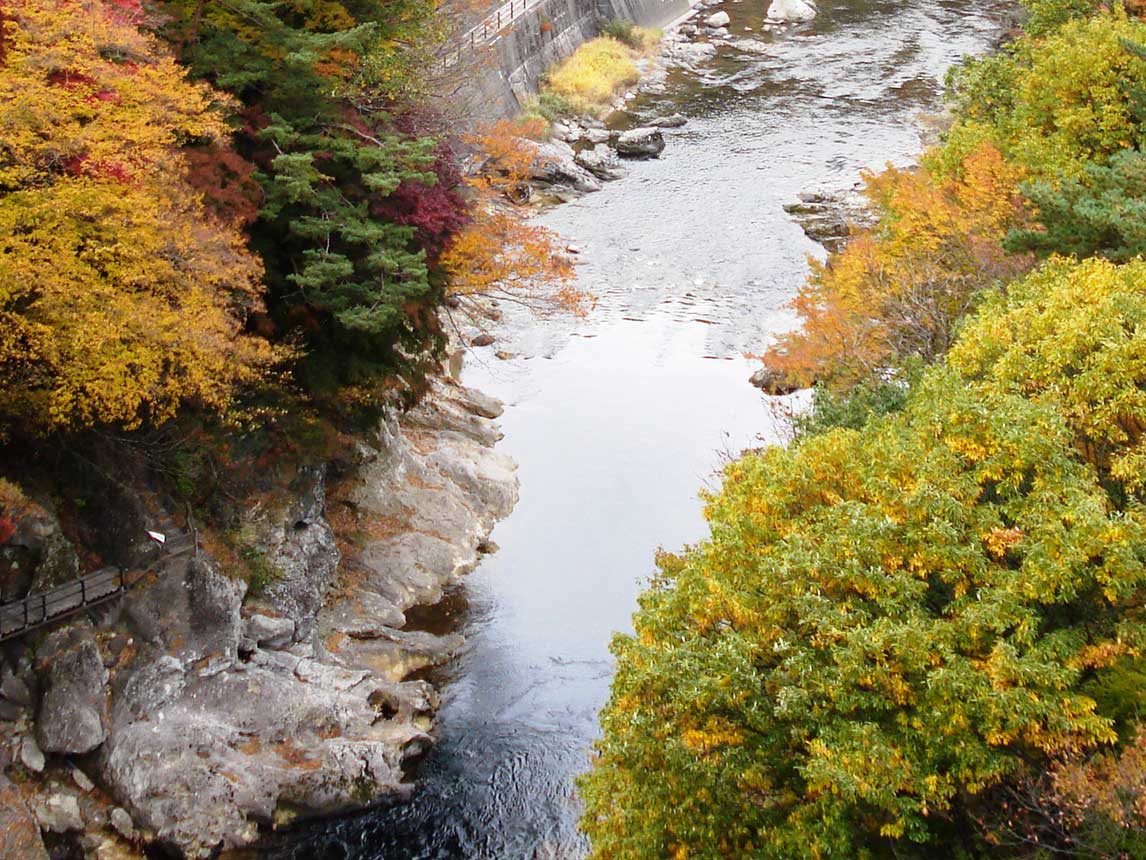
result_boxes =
[0,566,129,643]
[441,0,549,67]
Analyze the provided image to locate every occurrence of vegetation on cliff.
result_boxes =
[0,0,580,560]
[583,2,1146,858]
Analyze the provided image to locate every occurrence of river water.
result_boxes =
[268,2,999,857]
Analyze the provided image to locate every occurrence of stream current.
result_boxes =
[268,2,1000,856]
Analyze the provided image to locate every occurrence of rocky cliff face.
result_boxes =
[0,380,518,860]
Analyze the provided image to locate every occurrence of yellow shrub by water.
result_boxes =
[545,36,644,116]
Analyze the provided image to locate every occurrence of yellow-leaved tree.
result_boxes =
[0,0,278,436]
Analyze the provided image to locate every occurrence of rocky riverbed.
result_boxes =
[0,380,517,860]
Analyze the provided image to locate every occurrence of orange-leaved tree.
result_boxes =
[439,120,584,318]
[0,0,279,436]
[761,142,1030,391]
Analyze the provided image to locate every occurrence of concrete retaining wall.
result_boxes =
[454,0,694,119]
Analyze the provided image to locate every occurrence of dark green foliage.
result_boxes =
[1083,656,1146,742]
[535,92,574,121]
[599,18,637,47]
[1006,150,1146,261]
[793,378,910,439]
[157,0,454,404]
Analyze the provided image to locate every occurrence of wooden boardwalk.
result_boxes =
[0,566,129,642]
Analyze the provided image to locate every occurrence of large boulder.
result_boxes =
[0,775,50,860]
[749,365,803,396]
[529,140,602,193]
[704,10,730,27]
[766,0,817,22]
[35,624,108,755]
[614,128,666,159]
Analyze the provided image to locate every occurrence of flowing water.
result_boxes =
[267,2,1000,856]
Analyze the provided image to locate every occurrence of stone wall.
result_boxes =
[454,0,695,118]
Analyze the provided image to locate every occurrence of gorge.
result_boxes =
[261,1,1006,857]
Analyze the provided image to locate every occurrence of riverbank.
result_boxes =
[0,380,518,860]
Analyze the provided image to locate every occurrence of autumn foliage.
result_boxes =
[762,142,1029,390]
[440,122,582,316]
[582,364,1146,860]
[588,4,1146,860]
[0,0,277,436]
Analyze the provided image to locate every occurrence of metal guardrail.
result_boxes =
[441,0,548,67]
[0,566,129,643]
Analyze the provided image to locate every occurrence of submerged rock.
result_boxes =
[614,127,666,159]
[663,39,718,69]
[649,113,688,128]
[783,184,875,252]
[766,0,817,22]
[749,365,803,396]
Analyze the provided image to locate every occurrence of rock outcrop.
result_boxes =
[318,380,519,684]
[783,184,876,253]
[1,379,518,860]
[0,775,50,860]
[614,127,666,159]
[245,466,339,642]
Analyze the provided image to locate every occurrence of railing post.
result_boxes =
[23,598,28,631]
[80,577,86,606]
[40,593,47,624]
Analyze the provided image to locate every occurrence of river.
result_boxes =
[266,1,1000,857]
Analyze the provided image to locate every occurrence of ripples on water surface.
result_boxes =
[265,2,998,857]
